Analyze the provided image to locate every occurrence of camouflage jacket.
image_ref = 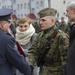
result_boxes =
[59,21,67,33]
[26,25,69,68]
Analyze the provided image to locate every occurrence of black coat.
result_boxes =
[69,24,75,47]
[64,24,75,75]
[66,38,75,75]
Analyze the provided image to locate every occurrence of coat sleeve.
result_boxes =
[6,37,31,75]
[59,33,69,67]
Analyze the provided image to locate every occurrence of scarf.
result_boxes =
[16,24,35,45]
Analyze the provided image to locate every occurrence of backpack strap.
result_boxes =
[53,29,59,39]
[47,28,59,41]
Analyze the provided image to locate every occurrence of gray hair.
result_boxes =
[47,16,56,24]
[47,16,56,19]
[67,1,75,9]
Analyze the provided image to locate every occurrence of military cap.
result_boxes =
[38,8,57,18]
[0,8,13,21]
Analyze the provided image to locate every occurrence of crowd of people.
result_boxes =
[0,1,75,75]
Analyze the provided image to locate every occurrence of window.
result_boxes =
[31,8,35,12]
[36,1,39,8]
[13,0,16,4]
[8,6,9,8]
[21,4,23,9]
[63,1,65,4]
[18,4,19,10]
[48,0,51,7]
[63,12,65,15]
[13,10,16,14]
[40,1,43,7]
[11,5,12,8]
[28,3,30,9]
[25,14,26,16]
[24,3,26,9]
[57,13,59,18]
[21,14,23,17]
[2,6,4,9]
[18,14,20,18]
[3,6,6,8]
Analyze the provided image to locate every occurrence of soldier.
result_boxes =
[59,17,67,33]
[26,8,69,75]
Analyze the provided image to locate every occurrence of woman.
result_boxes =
[16,16,38,75]
[16,16,37,55]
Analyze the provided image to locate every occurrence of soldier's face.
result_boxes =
[39,16,53,30]
[66,6,75,22]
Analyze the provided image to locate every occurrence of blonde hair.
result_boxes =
[19,16,32,25]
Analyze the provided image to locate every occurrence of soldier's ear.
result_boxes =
[51,18,55,23]
[1,24,4,28]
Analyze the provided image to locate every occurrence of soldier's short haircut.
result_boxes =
[47,16,56,21]
[38,8,57,18]
[67,1,75,9]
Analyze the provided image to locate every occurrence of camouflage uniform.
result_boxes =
[59,17,67,33]
[26,8,69,75]
[55,18,60,28]
[66,22,71,35]
[26,25,69,75]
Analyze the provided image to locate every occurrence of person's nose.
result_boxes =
[22,27,26,31]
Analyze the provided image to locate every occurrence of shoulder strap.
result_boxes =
[47,28,59,41]
[53,29,59,39]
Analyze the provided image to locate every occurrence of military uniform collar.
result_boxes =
[43,26,54,34]
[70,21,75,26]
[41,25,57,37]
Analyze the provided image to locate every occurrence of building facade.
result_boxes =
[0,0,71,19]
